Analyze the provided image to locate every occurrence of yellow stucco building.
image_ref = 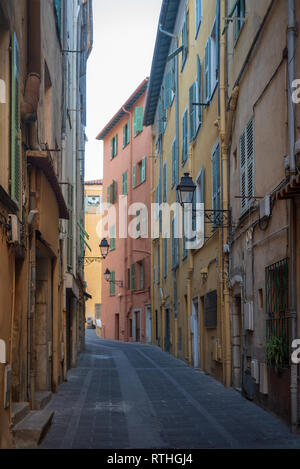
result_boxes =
[144,0,230,385]
[84,181,103,337]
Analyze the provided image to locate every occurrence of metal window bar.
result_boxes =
[265,258,290,368]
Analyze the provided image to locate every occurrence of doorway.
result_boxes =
[145,306,152,344]
[115,314,120,341]
[192,298,200,368]
[165,308,170,353]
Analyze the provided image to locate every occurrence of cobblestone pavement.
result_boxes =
[41,330,300,449]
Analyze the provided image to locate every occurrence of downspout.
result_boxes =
[287,0,298,433]
[122,106,133,341]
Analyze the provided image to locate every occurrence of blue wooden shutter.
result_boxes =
[212,145,221,223]
[134,107,143,136]
[11,32,21,206]
[189,83,196,141]
[205,38,211,103]
[197,55,203,126]
[163,161,167,202]
[54,0,62,37]
[196,0,202,35]
[172,141,176,188]
[216,0,220,80]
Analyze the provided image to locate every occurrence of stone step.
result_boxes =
[33,391,52,410]
[12,402,30,427]
[12,408,54,448]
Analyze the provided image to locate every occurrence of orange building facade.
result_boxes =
[97,79,152,343]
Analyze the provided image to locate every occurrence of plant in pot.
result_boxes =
[265,336,289,372]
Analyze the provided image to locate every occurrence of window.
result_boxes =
[139,260,145,290]
[134,106,143,137]
[110,134,118,159]
[212,143,221,226]
[109,180,117,204]
[181,10,189,71]
[110,271,115,296]
[240,118,254,214]
[157,242,160,285]
[265,259,289,368]
[235,0,246,40]
[172,217,179,269]
[182,109,188,165]
[195,0,202,38]
[11,32,21,206]
[122,171,128,195]
[131,263,136,291]
[107,185,111,204]
[139,157,146,184]
[204,15,219,104]
[123,120,130,148]
[163,236,168,279]
[109,224,116,251]
[196,55,203,129]
[189,82,197,141]
[136,210,141,238]
[163,161,167,202]
[133,164,137,188]
[171,138,178,188]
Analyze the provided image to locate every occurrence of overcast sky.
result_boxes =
[85,0,162,181]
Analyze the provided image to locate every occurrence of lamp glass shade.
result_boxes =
[176,173,196,206]
[100,238,109,258]
[104,268,111,282]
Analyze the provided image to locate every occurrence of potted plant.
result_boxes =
[265,336,288,372]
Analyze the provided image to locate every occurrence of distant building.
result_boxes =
[96,79,152,343]
[84,180,103,336]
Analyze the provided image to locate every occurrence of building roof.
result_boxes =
[96,78,149,141]
[85,179,103,185]
[143,0,180,127]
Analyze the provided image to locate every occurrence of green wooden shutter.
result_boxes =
[140,260,145,290]
[54,0,62,36]
[141,157,146,183]
[205,38,211,103]
[127,120,130,144]
[131,263,136,291]
[133,164,137,188]
[134,107,143,136]
[115,134,118,156]
[246,119,255,203]
[110,139,114,159]
[122,171,128,195]
[11,32,21,206]
[110,271,115,296]
[107,185,111,204]
[123,125,126,148]
[109,225,116,250]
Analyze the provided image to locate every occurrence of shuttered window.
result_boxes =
[171,139,178,188]
[204,38,211,103]
[136,210,141,238]
[172,217,179,269]
[123,120,130,147]
[11,32,21,206]
[131,263,136,291]
[140,156,146,183]
[182,109,189,165]
[109,225,116,251]
[235,0,246,40]
[196,55,203,127]
[139,260,145,290]
[134,106,143,137]
[111,180,117,204]
[181,10,189,70]
[110,271,115,297]
[212,143,221,226]
[54,0,62,37]
[158,101,164,136]
[157,242,160,284]
[163,237,168,279]
[107,185,111,204]
[111,134,118,159]
[189,82,197,141]
[182,209,188,259]
[195,0,202,38]
[163,161,167,202]
[122,171,128,195]
[240,118,255,214]
[164,71,173,109]
[133,164,137,188]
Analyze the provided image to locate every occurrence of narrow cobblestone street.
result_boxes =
[41,331,300,449]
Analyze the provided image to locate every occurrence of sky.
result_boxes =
[85,0,163,181]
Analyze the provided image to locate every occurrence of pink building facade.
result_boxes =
[96,79,152,343]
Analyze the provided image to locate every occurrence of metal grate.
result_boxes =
[265,258,290,368]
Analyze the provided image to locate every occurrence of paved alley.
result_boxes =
[41,331,300,449]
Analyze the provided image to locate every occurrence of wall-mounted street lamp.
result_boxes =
[82,238,110,266]
[176,173,231,228]
[104,268,124,288]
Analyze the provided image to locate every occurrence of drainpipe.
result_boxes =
[287,0,298,433]
[122,106,133,341]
